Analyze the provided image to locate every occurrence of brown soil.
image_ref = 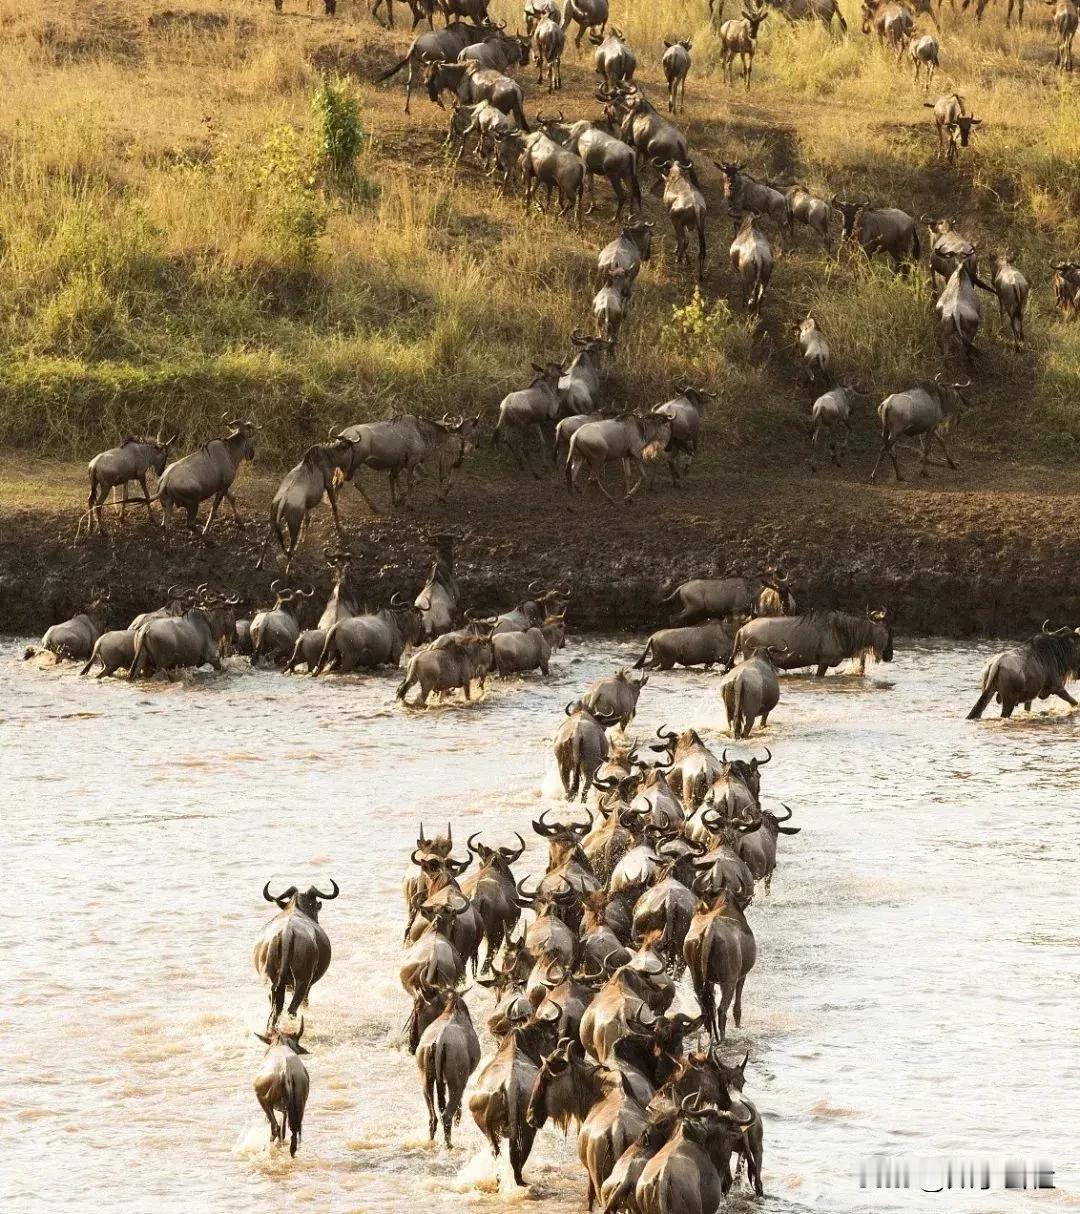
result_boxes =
[3,454,1080,638]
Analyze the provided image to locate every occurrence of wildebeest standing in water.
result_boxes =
[554,700,611,800]
[719,647,781,738]
[415,988,482,1147]
[253,1019,310,1156]
[968,623,1080,719]
[735,609,893,675]
[253,880,339,1028]
[39,591,110,661]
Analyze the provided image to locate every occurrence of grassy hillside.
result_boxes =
[0,0,1078,469]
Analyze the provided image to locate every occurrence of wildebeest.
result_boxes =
[256,440,358,569]
[79,628,139,678]
[41,593,109,661]
[635,621,738,670]
[769,0,847,28]
[401,894,471,993]
[1046,0,1077,71]
[809,386,858,471]
[649,727,725,811]
[537,116,642,219]
[651,385,712,484]
[253,880,338,1028]
[416,988,482,1146]
[129,596,236,679]
[733,804,800,893]
[926,216,977,290]
[493,626,554,676]
[661,38,692,113]
[153,417,257,536]
[988,253,1029,349]
[719,648,781,738]
[718,163,787,228]
[659,571,793,624]
[936,263,992,365]
[493,361,566,476]
[462,832,526,969]
[566,413,671,504]
[339,414,478,511]
[82,435,174,536]
[870,376,971,482]
[376,21,489,113]
[525,0,561,32]
[602,86,690,172]
[425,60,531,131]
[718,4,768,87]
[596,220,655,283]
[832,197,920,272]
[1051,259,1080,317]
[653,160,707,279]
[519,129,586,228]
[252,1019,310,1157]
[923,94,981,163]
[785,184,831,241]
[284,551,357,673]
[590,26,636,89]
[562,0,609,47]
[554,700,611,799]
[861,0,914,55]
[684,891,756,1040]
[968,623,1080,719]
[397,636,493,705]
[448,98,517,169]
[459,29,532,71]
[312,596,422,674]
[909,33,939,85]
[251,583,315,664]
[797,314,831,384]
[559,332,612,414]
[372,0,438,27]
[728,214,773,310]
[735,609,893,674]
[532,13,566,88]
[416,535,461,638]
[583,668,648,728]
[592,273,632,344]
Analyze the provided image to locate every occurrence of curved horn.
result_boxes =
[772,804,793,823]
[311,878,340,899]
[516,875,540,904]
[467,831,484,856]
[755,747,772,766]
[501,832,527,863]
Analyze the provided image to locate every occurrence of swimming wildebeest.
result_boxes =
[251,583,315,664]
[81,434,174,536]
[312,594,423,674]
[396,636,493,705]
[870,375,971,482]
[129,594,237,679]
[732,804,800,893]
[684,891,756,1040]
[253,1019,310,1157]
[253,880,339,1028]
[554,700,610,799]
[583,668,648,728]
[40,592,110,661]
[659,571,794,624]
[719,648,781,738]
[153,417,257,537]
[967,623,1080,719]
[735,609,893,675]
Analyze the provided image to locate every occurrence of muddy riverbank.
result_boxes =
[4,458,1080,639]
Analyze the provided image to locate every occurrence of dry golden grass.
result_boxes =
[0,0,1077,469]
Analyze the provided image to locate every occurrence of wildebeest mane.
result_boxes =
[1027,632,1080,683]
[802,610,879,656]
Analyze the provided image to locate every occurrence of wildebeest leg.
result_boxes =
[325,484,345,536]
[353,474,382,515]
[594,464,622,506]
[1053,687,1079,708]
[528,424,547,480]
[624,458,647,500]
[258,1092,280,1144]
[224,491,245,527]
[119,482,129,526]
[933,429,959,470]
[202,493,224,535]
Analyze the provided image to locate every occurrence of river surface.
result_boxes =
[2,635,1078,1213]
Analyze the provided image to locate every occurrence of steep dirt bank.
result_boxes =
[4,457,1080,639]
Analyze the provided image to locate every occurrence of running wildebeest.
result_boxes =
[129,594,237,679]
[635,621,739,670]
[536,114,642,219]
[416,988,482,1147]
[339,414,478,511]
[967,623,1080,719]
[492,361,566,476]
[596,219,655,283]
[870,375,971,482]
[719,648,781,738]
[988,253,1029,349]
[660,571,794,624]
[924,94,981,163]
[253,1019,310,1157]
[81,434,174,536]
[661,38,692,113]
[909,33,939,86]
[150,417,257,537]
[861,0,915,54]
[770,0,847,27]
[590,26,636,89]
[1046,0,1077,71]
[653,159,707,279]
[729,214,773,310]
[1051,259,1080,317]
[936,262,992,366]
[559,332,612,413]
[809,386,858,471]
[785,184,831,241]
[256,439,358,569]
[684,891,756,1040]
[566,413,671,504]
[601,86,689,173]
[718,163,787,229]
[562,0,609,48]
[926,216,978,290]
[797,314,831,385]
[532,13,566,89]
[518,129,587,228]
[651,384,712,484]
[253,880,339,1029]
[734,609,893,674]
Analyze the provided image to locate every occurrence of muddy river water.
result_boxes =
[2,635,1078,1213]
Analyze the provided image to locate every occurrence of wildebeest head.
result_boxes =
[254,1016,309,1054]
[830,195,870,239]
[388,591,425,645]
[224,417,258,463]
[620,218,656,260]
[664,36,693,50]
[742,3,768,34]
[263,878,340,920]
[718,746,771,799]
[417,889,472,933]
[532,806,593,843]
[416,821,454,858]
[530,361,566,390]
[517,872,577,920]
[526,1035,599,1130]
[948,113,981,147]
[865,607,893,662]
[467,830,527,871]
[406,980,450,1053]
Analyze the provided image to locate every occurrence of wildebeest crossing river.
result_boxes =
[3,636,1077,1212]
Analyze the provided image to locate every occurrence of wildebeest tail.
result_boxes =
[911,225,920,261]
[631,162,643,210]
[375,55,411,82]
[284,1067,304,1156]
[79,641,100,676]
[129,628,149,679]
[434,1038,450,1116]
[966,657,1000,719]
[312,627,335,677]
[396,660,416,701]
[836,7,848,31]
[633,639,653,669]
